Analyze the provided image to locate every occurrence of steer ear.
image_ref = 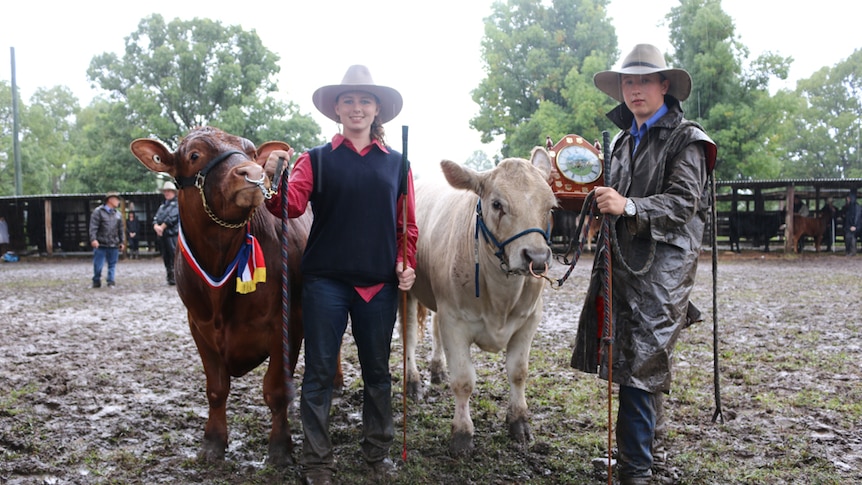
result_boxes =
[441,160,481,194]
[529,146,552,180]
[130,138,176,175]
[256,141,292,166]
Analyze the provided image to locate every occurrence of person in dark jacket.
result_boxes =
[843,192,860,256]
[820,197,839,252]
[126,211,142,259]
[153,181,180,284]
[263,65,417,485]
[571,44,717,485]
[89,191,125,288]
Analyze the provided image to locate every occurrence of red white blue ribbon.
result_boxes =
[178,224,266,294]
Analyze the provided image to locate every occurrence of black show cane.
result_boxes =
[400,125,409,463]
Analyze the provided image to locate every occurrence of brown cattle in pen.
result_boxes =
[791,211,831,253]
[130,127,342,465]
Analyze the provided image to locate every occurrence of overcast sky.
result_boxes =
[1,1,859,179]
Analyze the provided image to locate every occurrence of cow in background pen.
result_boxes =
[728,211,782,252]
[791,210,832,253]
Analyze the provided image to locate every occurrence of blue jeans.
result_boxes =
[616,385,655,479]
[92,246,119,284]
[299,276,397,470]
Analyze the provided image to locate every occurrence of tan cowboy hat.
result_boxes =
[593,44,692,103]
[312,65,403,124]
[160,181,177,192]
[105,191,121,200]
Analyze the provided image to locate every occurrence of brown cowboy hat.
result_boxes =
[312,65,403,124]
[593,44,692,103]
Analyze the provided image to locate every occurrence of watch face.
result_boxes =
[556,144,602,184]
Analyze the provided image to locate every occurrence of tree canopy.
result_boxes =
[87,14,316,148]
[2,2,861,196]
[0,15,323,195]
[471,0,861,181]
[471,0,617,159]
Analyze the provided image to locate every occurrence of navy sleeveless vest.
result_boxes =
[301,143,403,286]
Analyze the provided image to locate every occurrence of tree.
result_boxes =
[786,49,862,178]
[464,150,495,171]
[0,81,15,195]
[471,0,617,158]
[666,0,795,180]
[16,87,81,194]
[87,14,320,150]
[64,99,155,194]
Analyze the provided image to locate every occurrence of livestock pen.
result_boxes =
[4,178,862,259]
[549,177,862,254]
[0,191,165,258]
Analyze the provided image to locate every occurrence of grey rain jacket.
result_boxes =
[88,204,124,247]
[153,198,180,237]
[571,97,716,393]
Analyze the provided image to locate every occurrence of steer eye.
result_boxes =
[190,152,200,161]
[492,200,503,211]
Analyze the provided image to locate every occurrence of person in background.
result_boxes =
[820,197,838,252]
[792,194,809,216]
[126,211,141,259]
[264,65,417,485]
[843,191,860,256]
[89,191,125,288]
[0,215,9,257]
[792,194,811,252]
[153,181,180,285]
[571,44,717,485]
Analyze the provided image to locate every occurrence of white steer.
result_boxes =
[405,147,557,455]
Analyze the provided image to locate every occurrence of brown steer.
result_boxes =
[130,127,341,464]
[792,211,831,253]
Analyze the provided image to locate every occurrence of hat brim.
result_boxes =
[594,67,692,103]
[312,84,403,125]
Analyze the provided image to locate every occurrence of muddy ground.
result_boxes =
[1,251,861,484]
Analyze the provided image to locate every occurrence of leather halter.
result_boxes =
[473,198,551,296]
[174,149,246,190]
[173,149,258,229]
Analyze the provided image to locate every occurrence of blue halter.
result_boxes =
[473,198,551,297]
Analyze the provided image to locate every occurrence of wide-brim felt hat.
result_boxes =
[312,65,403,124]
[160,181,177,192]
[594,44,692,103]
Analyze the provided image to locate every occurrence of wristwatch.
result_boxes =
[624,198,637,217]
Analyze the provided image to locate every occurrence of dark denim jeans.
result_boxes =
[616,385,655,479]
[300,276,397,471]
[92,246,119,285]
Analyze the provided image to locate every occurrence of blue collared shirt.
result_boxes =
[630,103,669,154]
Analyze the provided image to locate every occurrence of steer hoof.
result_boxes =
[449,431,474,457]
[199,439,226,462]
[508,418,532,444]
[267,438,294,466]
[430,362,448,385]
[406,379,425,401]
